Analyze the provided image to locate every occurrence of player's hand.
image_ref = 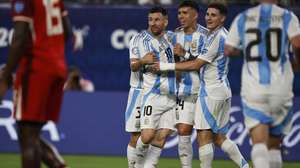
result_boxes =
[174,43,186,57]
[141,52,157,65]
[147,62,160,73]
[0,71,12,104]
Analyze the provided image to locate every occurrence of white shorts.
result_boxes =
[125,88,142,132]
[175,95,197,125]
[140,91,176,130]
[194,96,231,134]
[242,95,293,136]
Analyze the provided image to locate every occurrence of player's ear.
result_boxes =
[221,15,225,24]
[164,16,168,27]
[193,11,198,21]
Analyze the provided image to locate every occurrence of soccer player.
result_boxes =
[225,0,300,167]
[125,33,156,168]
[153,3,249,168]
[134,7,177,168]
[0,0,81,167]
[173,1,207,167]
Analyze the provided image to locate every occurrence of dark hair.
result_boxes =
[149,6,168,16]
[178,0,199,13]
[208,3,228,16]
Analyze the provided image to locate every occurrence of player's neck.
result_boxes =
[261,0,278,4]
[184,23,197,34]
[147,29,165,39]
[208,25,223,34]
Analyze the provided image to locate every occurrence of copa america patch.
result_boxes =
[14,1,25,14]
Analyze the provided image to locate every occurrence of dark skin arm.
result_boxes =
[291,35,300,72]
[62,16,73,42]
[0,21,30,101]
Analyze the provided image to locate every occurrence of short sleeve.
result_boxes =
[287,12,300,39]
[11,0,33,22]
[225,14,241,48]
[198,34,220,63]
[129,35,141,59]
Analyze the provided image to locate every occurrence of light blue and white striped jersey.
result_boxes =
[175,24,208,96]
[226,3,300,97]
[198,27,231,100]
[129,33,143,89]
[140,30,176,95]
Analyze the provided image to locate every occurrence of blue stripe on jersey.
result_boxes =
[199,65,208,97]
[242,100,273,124]
[151,46,161,94]
[168,72,176,95]
[258,4,272,84]
[238,12,253,75]
[125,89,141,122]
[198,35,205,53]
[280,11,292,72]
[270,107,293,136]
[199,96,229,134]
[182,35,193,95]
[237,12,246,48]
[217,37,226,82]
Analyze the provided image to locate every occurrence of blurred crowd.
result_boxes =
[0,0,300,6]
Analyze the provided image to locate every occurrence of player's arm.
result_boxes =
[0,21,30,101]
[225,14,242,57]
[291,35,300,71]
[130,53,157,72]
[2,21,30,81]
[61,2,83,51]
[287,12,300,72]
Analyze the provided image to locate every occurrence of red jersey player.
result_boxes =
[0,0,80,167]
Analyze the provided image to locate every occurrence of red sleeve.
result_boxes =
[60,0,68,17]
[11,0,33,22]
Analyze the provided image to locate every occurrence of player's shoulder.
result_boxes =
[140,30,154,42]
[130,33,142,46]
[197,24,209,35]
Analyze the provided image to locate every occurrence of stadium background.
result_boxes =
[0,0,300,167]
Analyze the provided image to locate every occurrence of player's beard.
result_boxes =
[150,26,163,36]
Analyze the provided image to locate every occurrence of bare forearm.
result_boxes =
[130,60,143,72]
[62,16,73,41]
[175,60,200,71]
[3,22,29,78]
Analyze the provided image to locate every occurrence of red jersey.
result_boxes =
[11,0,67,77]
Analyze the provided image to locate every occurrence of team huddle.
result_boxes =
[125,0,300,168]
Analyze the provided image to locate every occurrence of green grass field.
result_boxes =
[0,154,300,168]
[1,153,300,168]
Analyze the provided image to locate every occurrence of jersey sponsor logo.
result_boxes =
[14,1,25,14]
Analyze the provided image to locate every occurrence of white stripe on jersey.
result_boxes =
[226,3,300,97]
[129,34,143,88]
[140,30,176,95]
[198,27,231,100]
[175,24,208,96]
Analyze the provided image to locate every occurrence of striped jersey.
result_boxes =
[129,33,143,89]
[198,27,231,100]
[175,24,208,96]
[226,3,300,98]
[140,30,176,95]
